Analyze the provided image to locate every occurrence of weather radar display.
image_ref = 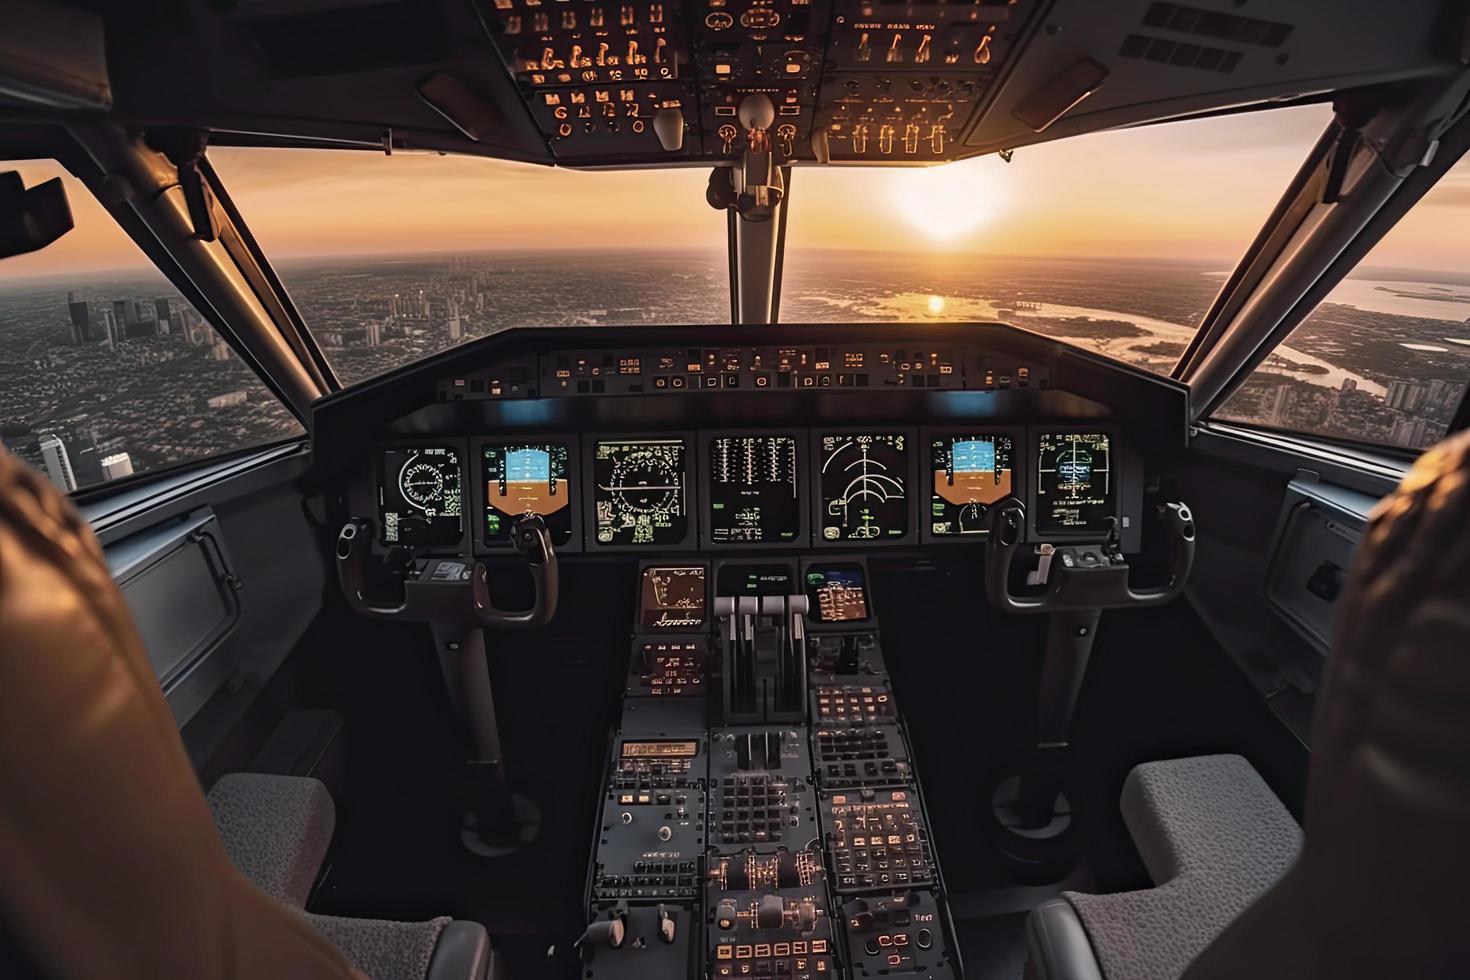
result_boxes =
[930,434,1015,536]
[817,433,910,542]
[593,438,690,546]
[1036,432,1114,534]
[378,446,463,546]
[707,435,800,544]
[482,442,572,546]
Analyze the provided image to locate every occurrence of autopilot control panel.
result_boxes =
[580,556,960,980]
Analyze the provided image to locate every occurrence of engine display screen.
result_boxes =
[930,434,1015,536]
[817,433,910,542]
[592,437,690,546]
[706,434,801,544]
[482,442,573,546]
[639,565,707,630]
[1036,433,1115,534]
[805,563,870,622]
[378,446,463,546]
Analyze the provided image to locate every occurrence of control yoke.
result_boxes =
[335,513,558,629]
[985,500,1195,613]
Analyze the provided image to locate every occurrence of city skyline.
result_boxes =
[3,247,1465,495]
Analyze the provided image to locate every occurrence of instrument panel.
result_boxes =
[365,426,1137,555]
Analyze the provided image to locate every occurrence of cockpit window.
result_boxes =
[782,103,1335,375]
[208,149,728,385]
[1214,151,1470,452]
[0,160,303,493]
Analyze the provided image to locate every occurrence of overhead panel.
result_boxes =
[476,0,1040,163]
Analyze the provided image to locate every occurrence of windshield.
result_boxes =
[0,161,302,492]
[209,150,728,385]
[211,103,1331,384]
[783,103,1334,374]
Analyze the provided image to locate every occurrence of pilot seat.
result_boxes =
[1024,431,1470,980]
[0,446,491,980]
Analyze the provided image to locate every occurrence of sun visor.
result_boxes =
[0,1,112,110]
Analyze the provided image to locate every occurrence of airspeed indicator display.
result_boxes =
[1036,432,1114,535]
[817,433,910,542]
[378,446,463,547]
[593,437,690,546]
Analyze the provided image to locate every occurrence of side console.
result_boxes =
[580,557,961,980]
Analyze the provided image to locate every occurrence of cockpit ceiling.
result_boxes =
[28,0,1464,169]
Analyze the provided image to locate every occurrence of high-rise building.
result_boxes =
[67,291,93,344]
[448,315,462,343]
[99,308,123,348]
[1386,380,1426,413]
[112,299,130,331]
[100,452,134,481]
[39,435,78,493]
[210,338,232,361]
[1340,378,1357,393]
[207,390,249,409]
[181,309,209,346]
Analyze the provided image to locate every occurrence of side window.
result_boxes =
[0,161,304,492]
[1215,153,1470,452]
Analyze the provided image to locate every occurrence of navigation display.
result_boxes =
[639,565,707,630]
[805,564,869,622]
[1036,433,1115,534]
[592,437,690,546]
[482,441,573,546]
[817,433,910,542]
[707,434,801,545]
[930,433,1015,536]
[378,446,463,546]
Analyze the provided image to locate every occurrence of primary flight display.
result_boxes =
[482,441,573,546]
[929,433,1015,536]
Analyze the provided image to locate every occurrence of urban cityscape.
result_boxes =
[1,248,1466,492]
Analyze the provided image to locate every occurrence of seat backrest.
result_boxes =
[0,448,358,980]
[1183,430,1470,979]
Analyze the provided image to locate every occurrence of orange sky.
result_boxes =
[4,102,1469,282]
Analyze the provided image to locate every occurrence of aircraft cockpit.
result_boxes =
[1,3,1468,980]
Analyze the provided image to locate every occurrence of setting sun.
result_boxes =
[886,158,1003,242]
[927,294,946,315]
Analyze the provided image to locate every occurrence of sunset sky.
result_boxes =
[4,101,1469,282]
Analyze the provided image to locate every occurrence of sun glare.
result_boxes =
[887,159,1001,242]
[926,294,946,315]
